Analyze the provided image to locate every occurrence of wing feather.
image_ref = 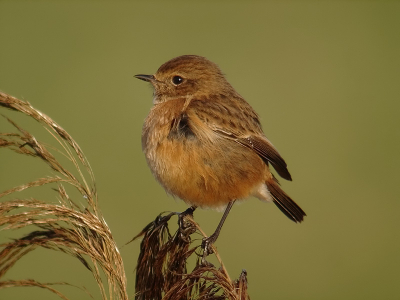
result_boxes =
[188,96,292,181]
[236,136,292,181]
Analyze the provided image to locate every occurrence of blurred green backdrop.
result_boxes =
[1,1,399,299]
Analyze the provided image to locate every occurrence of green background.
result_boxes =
[1,1,399,299]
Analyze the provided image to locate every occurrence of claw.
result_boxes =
[201,233,218,265]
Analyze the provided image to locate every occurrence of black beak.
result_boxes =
[134,74,155,82]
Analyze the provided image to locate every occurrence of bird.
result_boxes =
[135,55,305,255]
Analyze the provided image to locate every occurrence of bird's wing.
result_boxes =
[188,95,292,181]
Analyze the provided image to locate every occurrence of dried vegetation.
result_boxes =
[0,91,249,300]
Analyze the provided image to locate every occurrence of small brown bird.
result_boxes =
[136,55,305,253]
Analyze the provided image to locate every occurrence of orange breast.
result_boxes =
[142,99,267,209]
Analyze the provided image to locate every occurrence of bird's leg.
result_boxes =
[201,200,236,263]
[178,206,197,242]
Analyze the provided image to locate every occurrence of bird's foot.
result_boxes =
[178,206,196,243]
[201,233,218,265]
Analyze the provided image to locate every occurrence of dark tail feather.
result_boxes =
[266,179,306,223]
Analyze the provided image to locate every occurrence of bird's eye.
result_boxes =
[172,76,184,85]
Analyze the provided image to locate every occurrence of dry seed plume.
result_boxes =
[0,92,127,300]
[131,212,250,300]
